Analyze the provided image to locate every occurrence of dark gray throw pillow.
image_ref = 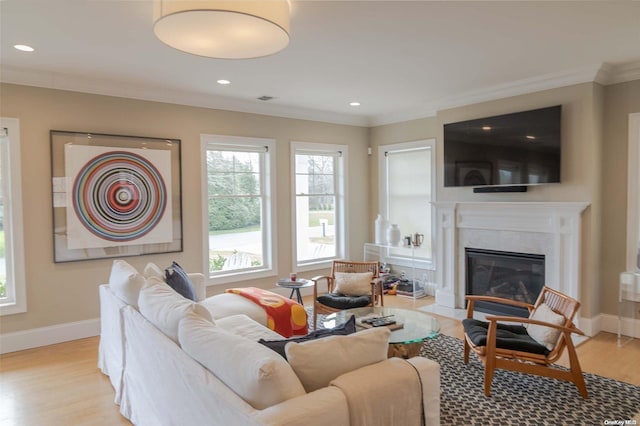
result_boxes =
[258,315,357,360]
[165,261,196,301]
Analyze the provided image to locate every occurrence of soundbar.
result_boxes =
[473,186,528,193]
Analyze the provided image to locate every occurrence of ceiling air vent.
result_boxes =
[257,95,276,101]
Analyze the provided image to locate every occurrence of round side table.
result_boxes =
[276,279,314,304]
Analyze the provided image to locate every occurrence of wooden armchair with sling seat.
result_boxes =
[311,260,384,330]
[462,286,588,398]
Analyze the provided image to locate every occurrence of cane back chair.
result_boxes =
[311,260,383,330]
[462,286,588,398]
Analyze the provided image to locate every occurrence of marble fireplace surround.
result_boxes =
[432,201,590,319]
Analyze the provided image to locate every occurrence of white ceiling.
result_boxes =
[1,1,639,126]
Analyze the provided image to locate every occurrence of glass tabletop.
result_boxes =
[324,306,440,344]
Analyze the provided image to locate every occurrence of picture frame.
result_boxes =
[50,130,183,262]
[455,161,493,187]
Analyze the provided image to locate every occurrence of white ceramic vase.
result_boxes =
[386,224,401,246]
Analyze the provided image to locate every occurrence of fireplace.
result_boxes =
[465,248,544,317]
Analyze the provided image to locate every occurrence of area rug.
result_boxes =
[307,310,640,425]
[421,334,640,425]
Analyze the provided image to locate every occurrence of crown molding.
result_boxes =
[370,63,607,126]
[0,65,370,127]
[2,61,638,129]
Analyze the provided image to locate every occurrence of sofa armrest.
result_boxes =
[187,273,206,301]
[407,356,440,426]
[251,386,349,426]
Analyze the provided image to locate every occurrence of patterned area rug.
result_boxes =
[421,334,640,425]
[307,309,640,425]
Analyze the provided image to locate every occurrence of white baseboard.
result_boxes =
[599,313,640,339]
[0,318,100,354]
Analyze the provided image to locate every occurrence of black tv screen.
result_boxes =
[444,105,561,187]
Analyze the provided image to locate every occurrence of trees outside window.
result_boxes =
[201,135,275,283]
[292,142,346,268]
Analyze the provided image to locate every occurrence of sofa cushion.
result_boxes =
[525,302,566,350]
[333,272,373,296]
[258,315,357,360]
[178,313,306,410]
[165,261,196,301]
[216,314,282,341]
[138,277,212,343]
[285,327,391,392]
[109,259,145,308]
[198,292,268,325]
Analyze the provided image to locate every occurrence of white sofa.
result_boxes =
[98,260,441,426]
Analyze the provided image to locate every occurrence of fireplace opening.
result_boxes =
[465,248,544,318]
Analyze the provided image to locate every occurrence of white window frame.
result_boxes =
[378,139,436,271]
[0,117,26,315]
[291,142,348,272]
[626,113,640,272]
[200,134,277,285]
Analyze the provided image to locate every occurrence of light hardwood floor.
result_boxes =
[1,295,638,426]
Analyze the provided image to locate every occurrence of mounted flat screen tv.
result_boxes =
[444,105,561,188]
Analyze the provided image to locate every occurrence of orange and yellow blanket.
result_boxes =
[225,287,308,337]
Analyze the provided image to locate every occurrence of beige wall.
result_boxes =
[2,78,638,336]
[0,83,369,334]
[370,82,637,318]
[601,80,640,314]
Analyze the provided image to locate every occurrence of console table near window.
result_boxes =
[364,243,429,300]
[618,271,640,346]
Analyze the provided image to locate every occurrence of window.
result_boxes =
[201,135,276,283]
[0,118,26,315]
[627,113,640,271]
[292,142,347,269]
[378,139,435,268]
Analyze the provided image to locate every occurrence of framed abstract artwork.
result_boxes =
[50,130,183,262]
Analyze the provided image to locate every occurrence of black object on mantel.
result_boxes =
[473,186,528,193]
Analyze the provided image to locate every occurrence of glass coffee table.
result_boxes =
[323,306,440,358]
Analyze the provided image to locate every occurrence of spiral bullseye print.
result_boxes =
[72,151,167,242]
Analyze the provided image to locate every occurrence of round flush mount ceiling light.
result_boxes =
[153,0,291,59]
[349,102,361,106]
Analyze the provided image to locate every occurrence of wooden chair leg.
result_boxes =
[484,357,495,396]
[565,333,588,398]
[463,339,470,364]
[484,321,497,396]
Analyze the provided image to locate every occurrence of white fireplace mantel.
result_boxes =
[433,201,590,310]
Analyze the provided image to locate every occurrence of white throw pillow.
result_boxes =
[108,259,145,308]
[285,327,391,392]
[143,262,164,279]
[179,313,306,410]
[333,272,374,296]
[526,302,566,350]
[138,277,213,343]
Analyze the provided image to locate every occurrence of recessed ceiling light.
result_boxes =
[349,102,361,107]
[14,44,34,52]
[217,79,231,85]
[526,135,536,140]
[482,126,492,131]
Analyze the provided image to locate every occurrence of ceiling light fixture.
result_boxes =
[217,79,231,85]
[153,0,291,59]
[349,102,361,107]
[526,135,536,140]
[14,44,34,52]
[482,126,492,131]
